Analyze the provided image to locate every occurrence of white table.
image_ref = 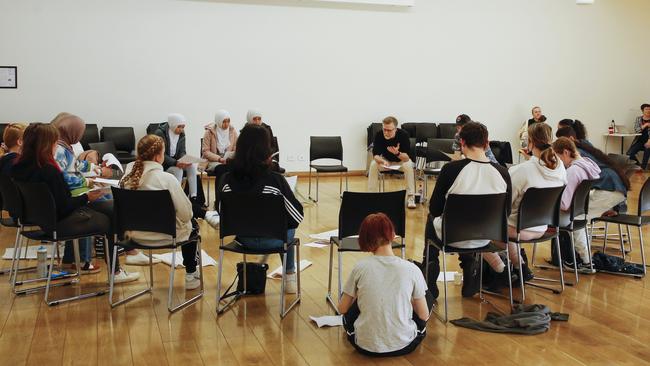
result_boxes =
[603,133,641,154]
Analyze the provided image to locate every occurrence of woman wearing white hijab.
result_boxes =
[153,113,199,200]
[246,109,279,154]
[202,110,238,171]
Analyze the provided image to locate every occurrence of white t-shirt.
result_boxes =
[343,255,427,353]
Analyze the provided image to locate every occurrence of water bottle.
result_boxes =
[608,120,615,134]
[36,246,48,278]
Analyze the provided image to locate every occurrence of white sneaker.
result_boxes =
[284,273,297,294]
[205,211,220,229]
[125,251,161,266]
[113,269,140,284]
[407,196,417,209]
[185,271,201,290]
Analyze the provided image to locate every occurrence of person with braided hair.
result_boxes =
[120,135,201,290]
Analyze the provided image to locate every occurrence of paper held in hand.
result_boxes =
[93,178,120,187]
[102,153,124,172]
[383,164,402,170]
[178,155,207,164]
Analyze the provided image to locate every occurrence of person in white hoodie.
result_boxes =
[483,123,567,290]
[120,134,201,290]
[552,137,601,273]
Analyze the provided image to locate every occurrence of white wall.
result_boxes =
[1,0,649,171]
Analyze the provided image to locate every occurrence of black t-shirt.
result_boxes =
[372,129,411,162]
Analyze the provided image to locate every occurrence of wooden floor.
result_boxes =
[1,172,649,366]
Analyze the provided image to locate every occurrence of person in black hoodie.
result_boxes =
[0,123,26,175]
[11,123,139,283]
[217,124,303,294]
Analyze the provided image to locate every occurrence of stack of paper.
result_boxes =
[310,315,343,328]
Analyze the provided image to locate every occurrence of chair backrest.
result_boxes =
[569,179,595,220]
[88,141,118,157]
[637,176,650,215]
[415,123,438,143]
[0,123,8,144]
[338,191,406,239]
[489,140,513,166]
[516,186,565,232]
[425,138,453,164]
[400,123,417,140]
[101,127,135,152]
[146,123,160,135]
[367,123,382,148]
[80,124,100,150]
[111,187,176,238]
[0,175,22,220]
[407,138,416,162]
[14,181,58,233]
[437,123,457,139]
[310,136,343,162]
[441,193,508,244]
[219,192,288,242]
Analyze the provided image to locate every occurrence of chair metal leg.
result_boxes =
[639,226,647,276]
[626,226,633,253]
[515,241,525,302]
[280,252,287,318]
[603,222,609,253]
[325,239,338,313]
[569,231,579,284]
[339,172,343,197]
[505,247,514,311]
[337,252,343,303]
[528,236,567,294]
[216,248,239,315]
[109,243,151,308]
[280,242,301,319]
[167,250,176,310]
[168,241,204,313]
[587,221,595,272]
[618,224,626,261]
[316,171,319,202]
[308,169,312,199]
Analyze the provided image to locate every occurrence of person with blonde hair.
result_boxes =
[202,109,237,171]
[120,134,201,290]
[0,123,27,175]
[518,106,548,150]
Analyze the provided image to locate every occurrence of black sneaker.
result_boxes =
[461,255,480,298]
[486,269,519,292]
[520,262,534,282]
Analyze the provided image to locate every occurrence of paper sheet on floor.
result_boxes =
[267,259,312,279]
[2,244,62,260]
[310,315,343,328]
[309,229,338,242]
[437,271,458,282]
[304,242,329,248]
[151,249,216,268]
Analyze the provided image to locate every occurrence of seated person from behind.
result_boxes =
[423,122,512,299]
[154,113,199,204]
[202,109,237,172]
[0,123,27,175]
[120,134,201,290]
[217,124,303,294]
[368,116,416,209]
[339,213,430,357]
[452,114,498,164]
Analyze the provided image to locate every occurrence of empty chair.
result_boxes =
[216,193,301,318]
[100,126,136,163]
[326,190,407,312]
[80,123,100,150]
[109,187,204,312]
[425,193,512,323]
[146,123,160,135]
[437,123,457,139]
[308,136,348,202]
[88,141,118,159]
[415,123,438,143]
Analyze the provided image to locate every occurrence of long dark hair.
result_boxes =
[19,123,60,169]
[558,119,587,140]
[232,124,272,180]
[556,127,630,190]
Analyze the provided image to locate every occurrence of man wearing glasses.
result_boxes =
[368,116,416,208]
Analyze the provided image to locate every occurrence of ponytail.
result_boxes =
[120,134,164,190]
[527,123,558,170]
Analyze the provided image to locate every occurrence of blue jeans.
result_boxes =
[238,229,297,272]
[62,237,92,264]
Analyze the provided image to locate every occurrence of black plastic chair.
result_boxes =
[308,136,348,202]
[421,138,453,200]
[489,141,513,167]
[80,124,100,150]
[100,127,136,164]
[437,123,457,139]
[415,123,438,143]
[14,181,105,305]
[425,193,512,323]
[326,191,407,312]
[591,176,650,278]
[109,187,203,312]
[146,123,160,135]
[88,141,118,159]
[511,186,566,301]
[0,175,35,286]
[216,192,301,318]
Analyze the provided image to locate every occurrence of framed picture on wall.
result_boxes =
[0,66,17,89]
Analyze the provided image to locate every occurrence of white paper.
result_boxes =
[436,271,458,282]
[82,171,98,178]
[93,178,120,187]
[304,242,328,248]
[309,229,338,242]
[383,165,402,170]
[310,315,343,328]
[102,153,124,172]
[151,249,217,268]
[267,259,312,279]
[2,244,63,260]
[178,155,206,164]
[285,175,298,192]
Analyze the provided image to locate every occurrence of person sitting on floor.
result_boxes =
[120,134,201,290]
[368,116,417,209]
[154,113,199,204]
[339,213,430,357]
[217,124,303,293]
[202,109,237,172]
[423,122,512,298]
